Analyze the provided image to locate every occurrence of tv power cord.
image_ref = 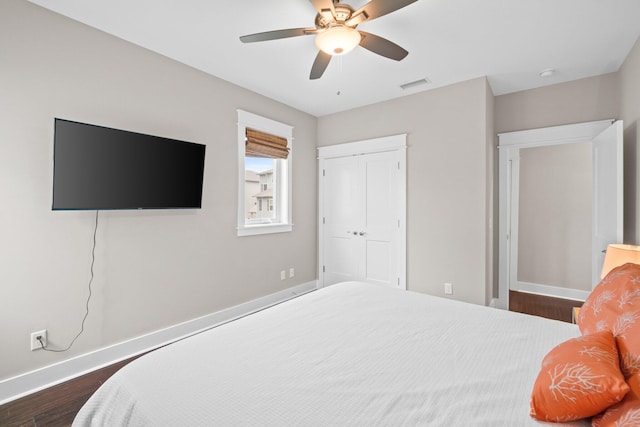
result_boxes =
[38,210,98,352]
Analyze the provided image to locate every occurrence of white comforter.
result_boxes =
[74,282,587,426]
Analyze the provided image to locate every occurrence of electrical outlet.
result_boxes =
[444,283,453,295]
[280,270,286,280]
[289,267,295,278]
[30,329,47,351]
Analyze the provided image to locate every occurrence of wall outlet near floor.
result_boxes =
[30,329,47,351]
[280,270,286,280]
[444,283,453,295]
[289,268,295,278]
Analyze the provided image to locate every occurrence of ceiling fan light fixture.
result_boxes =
[315,25,361,56]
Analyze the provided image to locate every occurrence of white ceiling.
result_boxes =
[27,0,640,117]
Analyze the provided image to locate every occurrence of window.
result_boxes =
[237,110,293,236]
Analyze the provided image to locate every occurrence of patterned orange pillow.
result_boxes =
[592,373,640,426]
[578,263,640,378]
[530,330,629,422]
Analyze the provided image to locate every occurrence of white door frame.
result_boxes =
[317,134,407,289]
[495,120,613,309]
[591,121,624,285]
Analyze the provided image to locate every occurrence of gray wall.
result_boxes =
[620,37,640,245]
[494,72,621,295]
[0,1,317,381]
[494,39,640,293]
[495,73,620,134]
[496,44,640,250]
[517,143,592,291]
[318,77,494,306]
[485,81,496,303]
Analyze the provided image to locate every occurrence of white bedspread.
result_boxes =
[74,282,587,426]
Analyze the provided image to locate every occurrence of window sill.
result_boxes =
[237,223,292,237]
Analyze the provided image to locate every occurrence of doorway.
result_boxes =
[495,120,623,309]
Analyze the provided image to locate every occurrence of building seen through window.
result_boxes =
[244,158,276,222]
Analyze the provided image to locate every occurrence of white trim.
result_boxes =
[0,280,318,405]
[237,223,293,236]
[317,134,407,159]
[237,110,293,237]
[496,120,614,309]
[238,110,294,137]
[497,120,613,148]
[511,281,589,302]
[489,298,501,308]
[591,121,624,287]
[397,145,407,290]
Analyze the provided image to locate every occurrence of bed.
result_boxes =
[73,281,590,426]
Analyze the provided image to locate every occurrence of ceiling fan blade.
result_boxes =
[358,31,408,61]
[310,50,332,80]
[347,0,418,26]
[309,0,336,20]
[240,28,317,43]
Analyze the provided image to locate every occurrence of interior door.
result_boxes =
[321,150,403,288]
[322,155,361,285]
[361,151,401,287]
[591,120,624,286]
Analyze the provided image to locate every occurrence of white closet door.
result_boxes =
[321,150,402,288]
[361,151,401,287]
[323,155,361,285]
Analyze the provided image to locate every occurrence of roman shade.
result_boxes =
[245,128,289,159]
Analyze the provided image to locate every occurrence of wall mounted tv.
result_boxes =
[52,118,206,210]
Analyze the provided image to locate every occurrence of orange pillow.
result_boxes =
[592,374,640,426]
[578,263,640,378]
[530,330,629,422]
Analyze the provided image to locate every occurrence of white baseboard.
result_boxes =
[489,281,587,311]
[489,297,507,309]
[512,281,589,302]
[0,280,318,405]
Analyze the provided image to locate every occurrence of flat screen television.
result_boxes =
[52,118,206,210]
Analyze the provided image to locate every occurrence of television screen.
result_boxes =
[52,118,206,210]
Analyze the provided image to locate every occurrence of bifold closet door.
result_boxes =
[322,150,401,287]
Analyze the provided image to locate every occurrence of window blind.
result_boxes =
[245,128,289,159]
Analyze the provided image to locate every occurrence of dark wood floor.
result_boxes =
[509,290,582,323]
[0,354,143,427]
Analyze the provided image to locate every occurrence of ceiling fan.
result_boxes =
[239,0,418,80]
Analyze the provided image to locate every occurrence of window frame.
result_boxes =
[237,110,293,237]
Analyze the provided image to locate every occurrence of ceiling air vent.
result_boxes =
[400,78,430,90]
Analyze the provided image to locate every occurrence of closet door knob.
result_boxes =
[359,231,367,236]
